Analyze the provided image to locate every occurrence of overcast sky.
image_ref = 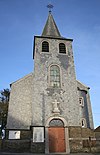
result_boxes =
[0,0,100,128]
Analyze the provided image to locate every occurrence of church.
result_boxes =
[4,9,95,153]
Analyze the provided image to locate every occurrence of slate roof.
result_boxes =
[42,12,61,37]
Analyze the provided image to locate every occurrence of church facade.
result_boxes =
[5,11,94,153]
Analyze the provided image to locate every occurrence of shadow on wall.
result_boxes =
[6,113,31,130]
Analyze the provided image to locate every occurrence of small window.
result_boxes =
[50,65,61,88]
[42,41,49,52]
[59,43,66,54]
[81,119,86,128]
[79,97,84,107]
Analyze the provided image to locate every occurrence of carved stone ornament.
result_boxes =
[52,99,60,113]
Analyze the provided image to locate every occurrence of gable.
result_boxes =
[10,73,33,87]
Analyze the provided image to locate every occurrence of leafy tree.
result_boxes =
[0,88,10,103]
[0,88,10,138]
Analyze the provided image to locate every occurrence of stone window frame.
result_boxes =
[81,118,87,128]
[46,116,68,127]
[79,97,84,107]
[42,41,49,52]
[59,43,66,54]
[48,64,62,88]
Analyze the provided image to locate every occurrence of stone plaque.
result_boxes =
[33,127,44,142]
[9,131,20,139]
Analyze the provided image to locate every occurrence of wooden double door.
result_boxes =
[48,127,66,153]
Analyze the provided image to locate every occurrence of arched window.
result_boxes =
[49,119,64,127]
[50,65,61,88]
[81,118,86,128]
[59,43,66,53]
[42,41,49,52]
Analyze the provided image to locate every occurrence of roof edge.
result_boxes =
[10,73,33,87]
[34,35,73,41]
[33,35,73,59]
[77,80,90,90]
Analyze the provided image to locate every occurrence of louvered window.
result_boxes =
[42,41,49,52]
[59,43,66,53]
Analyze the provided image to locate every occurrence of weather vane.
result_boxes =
[47,4,54,13]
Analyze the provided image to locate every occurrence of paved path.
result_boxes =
[0,153,100,155]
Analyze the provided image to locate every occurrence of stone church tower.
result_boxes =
[5,10,94,153]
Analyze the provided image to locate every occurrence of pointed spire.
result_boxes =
[42,9,61,37]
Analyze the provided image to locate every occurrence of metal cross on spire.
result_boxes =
[47,4,54,13]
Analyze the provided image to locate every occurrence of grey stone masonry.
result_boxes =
[77,81,94,129]
[7,73,33,129]
[6,13,94,131]
[5,11,95,154]
[32,36,80,126]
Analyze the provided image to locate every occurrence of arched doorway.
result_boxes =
[48,119,66,153]
[45,116,70,154]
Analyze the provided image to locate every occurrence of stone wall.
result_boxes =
[7,73,33,129]
[31,141,45,153]
[77,81,94,129]
[1,128,45,153]
[69,139,83,152]
[1,139,45,153]
[95,132,100,140]
[69,126,82,138]
[32,36,80,127]
[69,127,100,153]
[82,128,95,138]
[82,139,100,153]
[69,139,100,153]
[1,140,31,152]
[1,127,100,153]
[69,126,95,138]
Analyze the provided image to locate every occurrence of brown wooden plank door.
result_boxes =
[49,127,66,153]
